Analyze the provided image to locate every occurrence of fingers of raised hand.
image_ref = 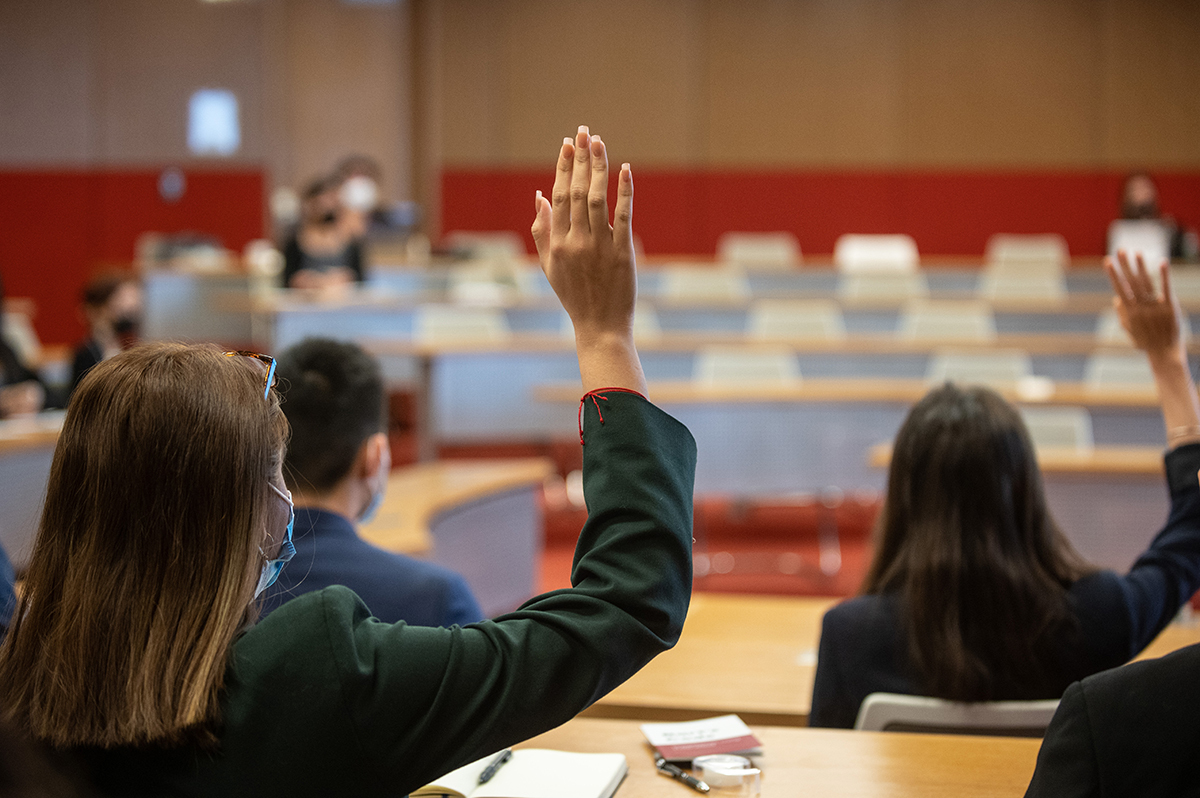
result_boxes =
[569,126,592,234]
[587,135,610,237]
[1104,256,1134,303]
[531,190,552,257]
[1132,253,1158,300]
[551,138,574,237]
[612,164,634,252]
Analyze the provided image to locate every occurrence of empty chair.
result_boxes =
[1108,220,1171,265]
[1096,308,1193,345]
[447,263,525,305]
[660,266,751,302]
[1085,352,1155,389]
[694,346,800,387]
[838,272,929,302]
[716,232,801,271]
[1019,407,1094,451]
[834,234,919,274]
[979,266,1067,303]
[746,300,845,340]
[1167,269,1200,301]
[442,230,527,260]
[927,349,1032,387]
[985,234,1070,268]
[415,305,510,342]
[900,301,996,341]
[854,693,1059,738]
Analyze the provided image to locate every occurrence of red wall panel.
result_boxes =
[441,168,1200,260]
[0,168,263,345]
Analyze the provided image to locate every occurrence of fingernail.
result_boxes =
[578,125,589,136]
[536,190,543,200]
[592,134,602,143]
[621,163,631,171]
[563,137,571,146]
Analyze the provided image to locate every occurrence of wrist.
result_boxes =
[1146,346,1191,376]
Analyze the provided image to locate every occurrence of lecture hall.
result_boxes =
[1,1,1199,796]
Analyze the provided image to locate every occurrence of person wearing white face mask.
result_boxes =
[259,337,484,627]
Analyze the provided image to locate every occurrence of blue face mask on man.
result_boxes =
[255,482,296,599]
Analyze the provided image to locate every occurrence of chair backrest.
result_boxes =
[927,349,1032,387]
[838,272,929,302]
[834,234,919,274]
[442,230,527,259]
[746,300,845,340]
[716,232,801,270]
[415,305,510,342]
[854,693,1060,737]
[660,266,751,302]
[1019,406,1094,451]
[1107,220,1171,265]
[1167,269,1200,300]
[694,347,800,386]
[900,301,996,341]
[979,269,1067,303]
[1096,308,1193,345]
[1084,352,1154,389]
[985,234,1069,268]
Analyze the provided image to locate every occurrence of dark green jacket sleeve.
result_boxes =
[232,392,696,797]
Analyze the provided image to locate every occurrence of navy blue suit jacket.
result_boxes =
[260,507,484,627]
[810,442,1200,728]
[1024,642,1200,797]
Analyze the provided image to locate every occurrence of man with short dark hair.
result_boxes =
[261,338,483,626]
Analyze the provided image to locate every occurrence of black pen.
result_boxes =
[478,749,513,785]
[655,755,710,794]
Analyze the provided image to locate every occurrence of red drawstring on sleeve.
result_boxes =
[577,387,647,444]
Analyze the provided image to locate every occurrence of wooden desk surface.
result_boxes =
[538,378,1162,409]
[521,717,1040,798]
[588,592,1200,726]
[869,443,1166,475]
[358,457,553,555]
[0,412,64,455]
[588,594,836,726]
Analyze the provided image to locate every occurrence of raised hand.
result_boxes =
[531,127,646,394]
[1105,249,1185,359]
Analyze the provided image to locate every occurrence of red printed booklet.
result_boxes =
[639,715,763,764]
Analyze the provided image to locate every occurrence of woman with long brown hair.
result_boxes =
[810,251,1200,728]
[0,127,697,796]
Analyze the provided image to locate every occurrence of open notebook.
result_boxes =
[412,749,628,798]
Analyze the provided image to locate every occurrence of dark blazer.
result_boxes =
[260,507,484,627]
[71,392,697,797]
[1025,642,1200,797]
[810,442,1200,729]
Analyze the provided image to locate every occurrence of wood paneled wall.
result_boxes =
[435,0,1200,169]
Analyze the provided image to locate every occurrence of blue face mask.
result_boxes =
[255,482,296,598]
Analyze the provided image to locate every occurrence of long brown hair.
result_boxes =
[862,384,1090,701]
[0,344,288,748]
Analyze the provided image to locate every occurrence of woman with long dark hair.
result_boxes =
[0,128,697,796]
[810,251,1200,728]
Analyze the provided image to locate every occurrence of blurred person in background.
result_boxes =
[69,273,143,398]
[0,273,46,419]
[281,176,364,291]
[1118,172,1199,261]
